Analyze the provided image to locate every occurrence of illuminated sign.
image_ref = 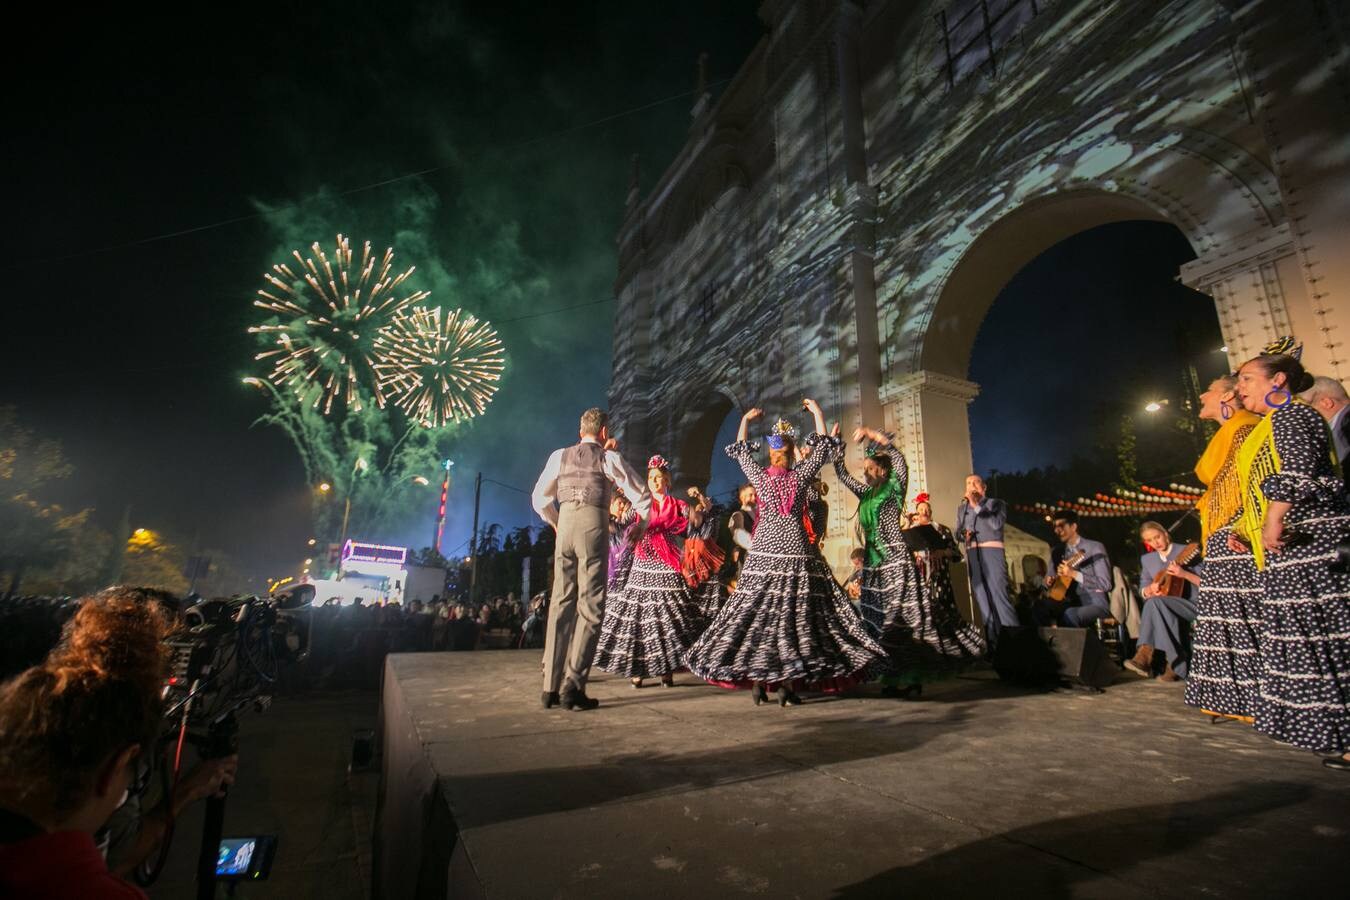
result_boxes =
[341,541,408,565]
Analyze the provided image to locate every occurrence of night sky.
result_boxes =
[5,4,1224,585]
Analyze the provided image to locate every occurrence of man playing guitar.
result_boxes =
[1038,510,1113,627]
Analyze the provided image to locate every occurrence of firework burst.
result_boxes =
[376,306,505,427]
[249,235,429,414]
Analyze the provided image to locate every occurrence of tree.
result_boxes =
[120,528,189,595]
[409,546,451,569]
[0,407,91,596]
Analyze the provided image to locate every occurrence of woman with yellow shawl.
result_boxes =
[1183,373,1263,721]
[1230,341,1350,772]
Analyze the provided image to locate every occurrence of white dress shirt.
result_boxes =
[531,436,651,528]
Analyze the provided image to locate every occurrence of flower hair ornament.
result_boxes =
[913,492,930,509]
[1262,335,1303,360]
[647,454,671,471]
[765,418,799,450]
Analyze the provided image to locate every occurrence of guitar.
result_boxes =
[1046,549,1087,603]
[1149,543,1200,598]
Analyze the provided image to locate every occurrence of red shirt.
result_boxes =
[0,827,147,900]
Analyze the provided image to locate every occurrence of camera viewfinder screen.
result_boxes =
[217,838,256,877]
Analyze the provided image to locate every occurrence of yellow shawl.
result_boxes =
[1234,412,1280,571]
[1194,409,1261,544]
[1233,400,1342,570]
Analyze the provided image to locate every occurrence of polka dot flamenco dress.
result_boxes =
[1248,402,1350,754]
[684,433,884,690]
[593,494,707,679]
[834,439,984,686]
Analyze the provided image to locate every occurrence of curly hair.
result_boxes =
[0,587,170,812]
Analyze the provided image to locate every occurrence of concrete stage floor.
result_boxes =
[378,650,1349,899]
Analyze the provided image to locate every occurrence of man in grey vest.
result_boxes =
[956,474,1020,645]
[531,408,650,710]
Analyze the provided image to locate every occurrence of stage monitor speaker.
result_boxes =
[993,626,1117,689]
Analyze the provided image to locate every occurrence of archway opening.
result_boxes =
[671,393,736,495]
[703,407,747,506]
[966,218,1228,576]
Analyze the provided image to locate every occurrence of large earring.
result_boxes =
[1220,401,1233,421]
[1264,386,1294,408]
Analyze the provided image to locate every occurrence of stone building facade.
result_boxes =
[611,0,1350,572]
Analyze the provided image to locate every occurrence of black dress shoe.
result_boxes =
[562,691,600,711]
[776,686,802,707]
[1323,756,1350,771]
[752,684,768,706]
[541,691,560,709]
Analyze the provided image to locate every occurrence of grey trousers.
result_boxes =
[968,547,1019,641]
[542,502,609,695]
[1139,594,1199,677]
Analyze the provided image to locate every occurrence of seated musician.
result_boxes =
[845,547,865,601]
[1125,521,1201,681]
[1037,510,1112,627]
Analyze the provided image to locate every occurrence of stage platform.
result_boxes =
[374,650,1348,899]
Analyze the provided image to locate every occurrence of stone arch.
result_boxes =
[918,189,1189,379]
[879,170,1279,535]
[669,383,745,489]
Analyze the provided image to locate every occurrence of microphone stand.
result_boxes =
[959,500,988,637]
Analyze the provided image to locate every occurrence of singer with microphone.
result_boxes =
[956,474,1019,645]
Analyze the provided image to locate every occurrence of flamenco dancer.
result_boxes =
[682,486,726,619]
[684,399,884,707]
[795,443,831,557]
[908,494,984,662]
[607,492,640,596]
[1181,372,1263,721]
[593,454,708,688]
[1230,340,1350,771]
[836,428,984,697]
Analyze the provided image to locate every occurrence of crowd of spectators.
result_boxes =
[1,588,552,694]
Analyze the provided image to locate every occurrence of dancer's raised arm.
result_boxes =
[685,486,713,529]
[736,407,763,443]
[801,398,827,436]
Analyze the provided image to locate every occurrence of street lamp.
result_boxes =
[1144,400,1167,413]
[318,482,332,493]
[307,538,317,546]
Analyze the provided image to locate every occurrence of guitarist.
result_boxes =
[1038,510,1113,627]
[1126,521,1202,681]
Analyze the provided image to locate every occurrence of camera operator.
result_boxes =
[0,588,236,899]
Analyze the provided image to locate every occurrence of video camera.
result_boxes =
[162,584,314,718]
[132,584,315,894]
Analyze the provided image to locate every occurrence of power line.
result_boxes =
[481,477,530,495]
[11,79,731,269]
[9,296,615,378]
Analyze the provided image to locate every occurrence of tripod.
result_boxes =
[195,712,239,900]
